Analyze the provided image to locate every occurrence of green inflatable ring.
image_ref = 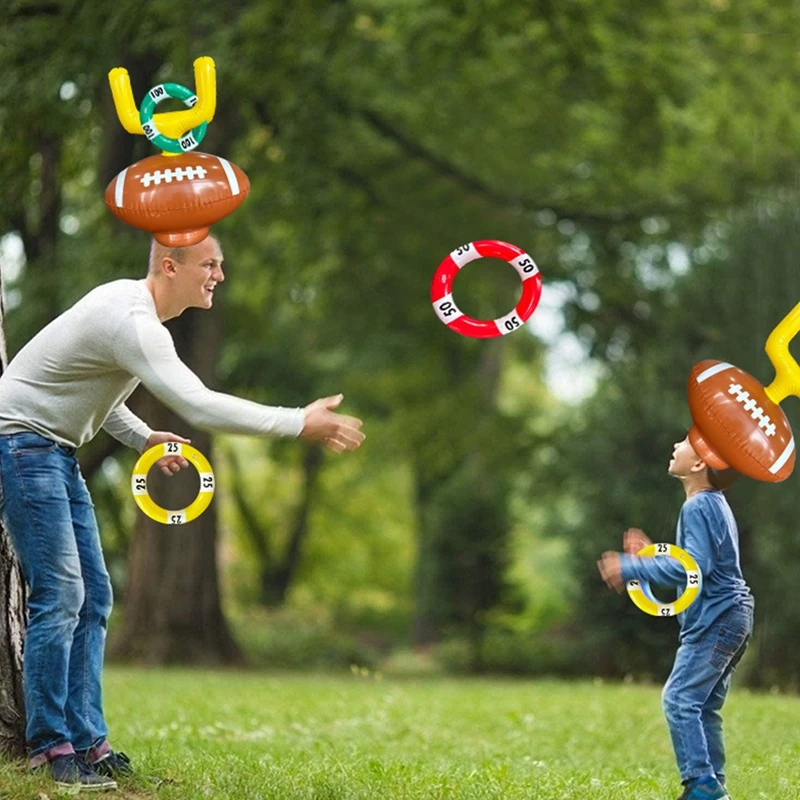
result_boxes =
[139,82,208,154]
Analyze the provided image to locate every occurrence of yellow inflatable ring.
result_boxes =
[626,543,702,617]
[131,443,214,524]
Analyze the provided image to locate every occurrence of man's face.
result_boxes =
[668,435,704,478]
[171,236,225,310]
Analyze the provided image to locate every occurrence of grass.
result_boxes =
[1,669,799,799]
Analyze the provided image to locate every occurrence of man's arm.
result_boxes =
[113,312,305,437]
[102,403,153,453]
[111,310,364,452]
[103,403,194,476]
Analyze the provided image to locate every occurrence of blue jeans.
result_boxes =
[662,603,753,786]
[0,432,112,761]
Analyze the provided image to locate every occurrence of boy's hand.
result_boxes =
[624,527,652,554]
[301,394,365,454]
[597,551,624,593]
[145,431,192,476]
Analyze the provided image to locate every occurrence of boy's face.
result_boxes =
[668,435,706,478]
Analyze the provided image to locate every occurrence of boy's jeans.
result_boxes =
[663,603,754,786]
[0,432,113,763]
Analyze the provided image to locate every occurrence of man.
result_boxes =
[598,436,752,800]
[0,235,365,791]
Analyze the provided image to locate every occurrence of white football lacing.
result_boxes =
[139,165,208,187]
[727,382,777,437]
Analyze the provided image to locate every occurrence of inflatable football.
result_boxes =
[687,360,795,482]
[104,152,250,247]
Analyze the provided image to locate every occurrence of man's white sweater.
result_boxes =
[0,279,304,451]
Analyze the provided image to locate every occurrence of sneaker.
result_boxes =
[676,776,729,800]
[47,753,118,791]
[88,749,134,778]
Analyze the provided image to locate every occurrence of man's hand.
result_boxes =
[300,394,365,454]
[145,431,192,477]
[597,551,625,593]
[623,527,652,554]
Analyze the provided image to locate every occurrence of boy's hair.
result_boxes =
[707,467,739,491]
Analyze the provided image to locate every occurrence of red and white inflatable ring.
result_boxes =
[430,240,543,339]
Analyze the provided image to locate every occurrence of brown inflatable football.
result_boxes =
[687,359,795,482]
[105,152,250,247]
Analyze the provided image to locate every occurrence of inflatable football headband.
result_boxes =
[108,57,216,154]
[104,56,250,247]
[687,300,800,483]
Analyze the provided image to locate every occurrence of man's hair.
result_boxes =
[707,467,740,491]
[148,240,188,273]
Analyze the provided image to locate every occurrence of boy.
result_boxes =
[597,435,753,800]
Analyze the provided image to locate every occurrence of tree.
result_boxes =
[0,264,26,757]
[228,442,324,608]
[424,458,515,670]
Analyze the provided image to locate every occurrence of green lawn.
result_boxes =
[1,669,798,799]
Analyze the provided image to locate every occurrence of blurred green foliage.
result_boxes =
[2,0,800,679]
[228,607,380,671]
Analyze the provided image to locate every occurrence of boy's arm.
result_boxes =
[620,503,717,587]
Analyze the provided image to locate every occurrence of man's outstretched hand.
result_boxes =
[301,394,365,453]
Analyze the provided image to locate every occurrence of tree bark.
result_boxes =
[410,466,445,647]
[0,528,26,757]
[0,261,27,757]
[265,444,323,605]
[109,303,241,665]
[229,443,324,608]
[411,338,506,647]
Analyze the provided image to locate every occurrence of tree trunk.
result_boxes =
[0,263,27,757]
[411,338,506,647]
[229,443,324,608]
[260,444,323,607]
[109,304,240,664]
[0,527,26,757]
[410,466,445,646]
